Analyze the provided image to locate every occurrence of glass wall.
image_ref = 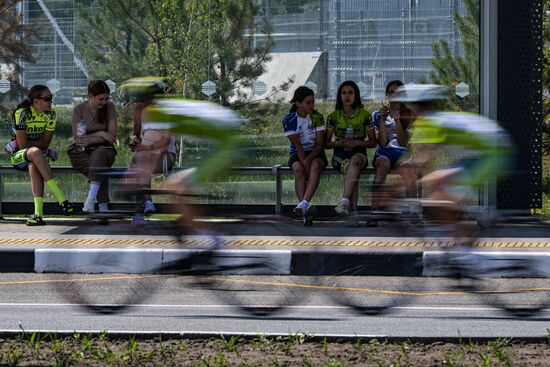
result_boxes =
[6,0,480,206]
[254,0,471,102]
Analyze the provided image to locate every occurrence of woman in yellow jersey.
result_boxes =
[325,81,376,218]
[10,85,75,225]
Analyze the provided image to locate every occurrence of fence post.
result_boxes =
[272,165,282,215]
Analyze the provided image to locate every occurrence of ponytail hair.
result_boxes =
[11,84,49,120]
[87,80,111,125]
[289,86,315,113]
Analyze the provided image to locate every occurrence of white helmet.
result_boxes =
[389,84,445,102]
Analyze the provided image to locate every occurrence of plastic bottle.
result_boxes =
[4,140,17,155]
[344,127,354,151]
[75,118,87,152]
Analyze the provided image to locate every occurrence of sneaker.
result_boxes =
[303,205,317,226]
[26,214,45,226]
[59,200,76,215]
[334,201,350,216]
[293,201,309,217]
[82,198,95,213]
[131,214,146,226]
[144,200,156,214]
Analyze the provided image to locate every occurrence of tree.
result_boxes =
[75,0,159,84]
[76,0,274,105]
[427,0,479,112]
[543,0,550,154]
[0,0,41,115]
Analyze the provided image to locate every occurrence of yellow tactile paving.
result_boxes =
[0,237,548,248]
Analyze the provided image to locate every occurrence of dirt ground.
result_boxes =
[1,335,549,366]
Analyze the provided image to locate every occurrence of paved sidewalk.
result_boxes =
[0,217,549,276]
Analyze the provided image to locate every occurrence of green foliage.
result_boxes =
[427,0,480,112]
[0,0,41,115]
[76,0,274,105]
[543,0,550,154]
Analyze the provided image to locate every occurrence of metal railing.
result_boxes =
[0,165,414,216]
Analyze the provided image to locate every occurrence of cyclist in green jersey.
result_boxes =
[9,85,75,225]
[120,77,242,227]
[391,84,514,205]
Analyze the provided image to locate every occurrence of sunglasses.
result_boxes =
[38,95,53,102]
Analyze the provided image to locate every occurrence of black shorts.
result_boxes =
[331,146,368,172]
[288,150,328,169]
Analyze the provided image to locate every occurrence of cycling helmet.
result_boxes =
[119,77,166,102]
[390,84,445,102]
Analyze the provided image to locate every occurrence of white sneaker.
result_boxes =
[293,201,309,217]
[334,200,350,216]
[82,198,95,213]
[144,200,156,214]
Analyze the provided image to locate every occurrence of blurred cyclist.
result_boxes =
[120,77,243,229]
[391,84,515,216]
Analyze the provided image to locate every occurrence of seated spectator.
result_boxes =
[130,98,177,214]
[9,85,75,225]
[68,80,117,214]
[369,80,416,226]
[283,86,327,226]
[325,81,376,218]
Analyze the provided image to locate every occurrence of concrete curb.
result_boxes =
[0,248,546,277]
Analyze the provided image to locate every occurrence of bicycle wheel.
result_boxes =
[51,212,184,314]
[470,217,550,317]
[315,208,424,315]
[198,215,312,316]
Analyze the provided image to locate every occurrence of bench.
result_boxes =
[0,165,420,216]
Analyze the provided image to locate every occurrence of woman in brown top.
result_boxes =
[69,80,117,213]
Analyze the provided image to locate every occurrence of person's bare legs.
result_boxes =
[350,181,359,213]
[26,147,53,182]
[343,154,365,200]
[303,158,324,202]
[398,160,417,199]
[28,162,44,198]
[372,156,390,210]
[291,161,306,201]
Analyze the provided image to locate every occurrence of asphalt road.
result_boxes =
[2,273,550,339]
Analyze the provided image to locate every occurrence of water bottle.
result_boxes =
[4,140,17,155]
[344,127,354,152]
[75,118,86,152]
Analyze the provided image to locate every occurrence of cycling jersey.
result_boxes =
[282,110,325,154]
[326,107,371,139]
[12,106,57,141]
[411,112,514,186]
[371,109,411,150]
[143,99,242,184]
